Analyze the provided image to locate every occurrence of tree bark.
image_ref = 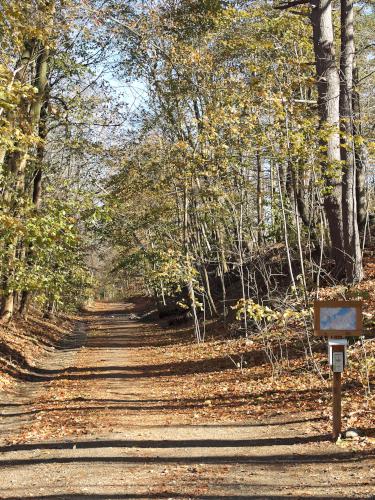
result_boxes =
[1,41,50,321]
[256,151,264,245]
[352,64,368,234]
[19,104,48,317]
[0,43,35,322]
[339,0,363,282]
[310,0,345,277]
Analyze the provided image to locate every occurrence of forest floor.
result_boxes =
[0,300,374,499]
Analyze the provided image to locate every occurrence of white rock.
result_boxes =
[344,428,361,439]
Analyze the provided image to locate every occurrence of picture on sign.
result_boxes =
[320,307,357,331]
[314,300,362,336]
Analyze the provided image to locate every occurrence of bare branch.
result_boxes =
[275,0,310,10]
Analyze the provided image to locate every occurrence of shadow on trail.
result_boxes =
[0,435,331,453]
[86,309,132,317]
[21,355,253,380]
[0,391,332,419]
[0,320,87,382]
[0,449,374,468]
[0,402,25,408]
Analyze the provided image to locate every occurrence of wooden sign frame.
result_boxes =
[314,300,363,337]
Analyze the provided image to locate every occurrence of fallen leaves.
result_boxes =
[1,285,373,451]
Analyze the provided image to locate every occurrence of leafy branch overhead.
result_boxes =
[0,0,374,329]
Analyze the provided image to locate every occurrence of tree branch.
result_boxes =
[275,0,310,10]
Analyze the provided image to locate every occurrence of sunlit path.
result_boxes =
[0,302,373,499]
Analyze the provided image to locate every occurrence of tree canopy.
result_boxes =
[0,0,374,325]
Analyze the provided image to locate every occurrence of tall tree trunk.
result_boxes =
[310,0,344,277]
[352,64,368,234]
[339,0,363,282]
[19,108,47,317]
[256,150,264,245]
[1,42,50,321]
[1,0,55,321]
[200,265,218,317]
[292,167,307,226]
[0,43,35,322]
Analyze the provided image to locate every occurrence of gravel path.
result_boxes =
[0,302,374,499]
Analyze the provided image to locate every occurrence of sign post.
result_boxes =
[332,371,341,440]
[314,300,363,440]
[328,338,347,439]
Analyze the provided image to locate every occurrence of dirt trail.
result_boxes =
[0,301,374,499]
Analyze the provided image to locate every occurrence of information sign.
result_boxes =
[314,300,362,336]
[332,352,344,373]
[314,300,363,440]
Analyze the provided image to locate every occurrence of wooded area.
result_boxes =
[0,0,374,321]
[0,1,374,497]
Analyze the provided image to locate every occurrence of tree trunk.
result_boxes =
[19,103,48,317]
[310,0,344,277]
[352,64,368,234]
[1,44,50,321]
[201,265,218,317]
[0,292,14,323]
[43,298,56,319]
[256,151,264,245]
[339,0,363,282]
[0,43,34,321]
[19,290,32,319]
[1,1,54,321]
